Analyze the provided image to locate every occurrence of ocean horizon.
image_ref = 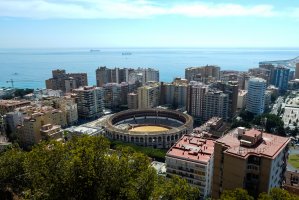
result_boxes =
[1,47,299,89]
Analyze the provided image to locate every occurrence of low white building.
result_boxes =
[65,125,104,139]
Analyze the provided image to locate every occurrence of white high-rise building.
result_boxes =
[246,78,266,115]
[73,86,104,119]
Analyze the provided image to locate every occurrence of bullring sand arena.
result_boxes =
[129,125,170,132]
[104,109,193,148]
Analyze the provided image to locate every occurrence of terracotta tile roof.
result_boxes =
[216,128,290,159]
[166,135,215,163]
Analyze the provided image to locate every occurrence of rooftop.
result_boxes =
[0,100,31,107]
[249,77,266,83]
[166,134,214,164]
[216,128,290,159]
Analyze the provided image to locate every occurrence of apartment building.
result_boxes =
[211,81,239,118]
[237,90,248,109]
[137,82,160,109]
[73,86,104,119]
[16,106,67,148]
[203,90,229,121]
[96,66,134,86]
[186,81,207,118]
[103,83,121,109]
[283,170,299,195]
[46,69,88,92]
[160,80,187,109]
[166,134,215,198]
[96,66,159,86]
[127,92,138,109]
[212,128,290,198]
[185,65,220,84]
[0,100,31,115]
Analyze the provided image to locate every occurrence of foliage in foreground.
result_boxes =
[220,188,299,200]
[110,139,167,162]
[0,136,199,200]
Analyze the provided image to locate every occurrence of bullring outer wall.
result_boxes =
[104,109,193,149]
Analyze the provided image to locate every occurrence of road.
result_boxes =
[271,96,284,115]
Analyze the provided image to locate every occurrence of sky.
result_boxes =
[0,0,299,48]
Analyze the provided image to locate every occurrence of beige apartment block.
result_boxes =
[212,128,290,199]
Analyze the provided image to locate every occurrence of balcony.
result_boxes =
[247,164,260,174]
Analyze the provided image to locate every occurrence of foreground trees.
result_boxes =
[0,136,199,200]
[221,188,299,200]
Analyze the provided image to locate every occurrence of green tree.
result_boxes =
[152,175,199,200]
[220,188,254,200]
[0,135,200,200]
[0,146,27,199]
[252,114,285,136]
[258,188,299,200]
[239,110,255,122]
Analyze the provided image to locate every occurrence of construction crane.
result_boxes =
[6,79,40,88]
[6,79,14,88]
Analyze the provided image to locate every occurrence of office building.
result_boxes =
[46,69,88,92]
[185,65,220,83]
[186,81,207,118]
[246,78,266,115]
[166,134,215,198]
[73,86,104,119]
[212,128,290,198]
[270,66,290,93]
[203,90,229,121]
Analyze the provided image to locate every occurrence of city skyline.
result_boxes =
[1,0,299,48]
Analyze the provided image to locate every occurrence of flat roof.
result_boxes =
[166,135,214,164]
[0,100,31,107]
[216,128,290,159]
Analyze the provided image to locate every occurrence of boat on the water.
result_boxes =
[90,49,101,52]
[122,52,132,55]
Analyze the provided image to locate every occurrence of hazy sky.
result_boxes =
[1,0,299,48]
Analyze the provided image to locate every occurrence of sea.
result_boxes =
[0,48,299,89]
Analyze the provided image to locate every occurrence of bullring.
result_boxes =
[104,109,193,148]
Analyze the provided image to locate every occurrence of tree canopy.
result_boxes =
[252,114,285,136]
[0,136,199,200]
[221,188,299,200]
